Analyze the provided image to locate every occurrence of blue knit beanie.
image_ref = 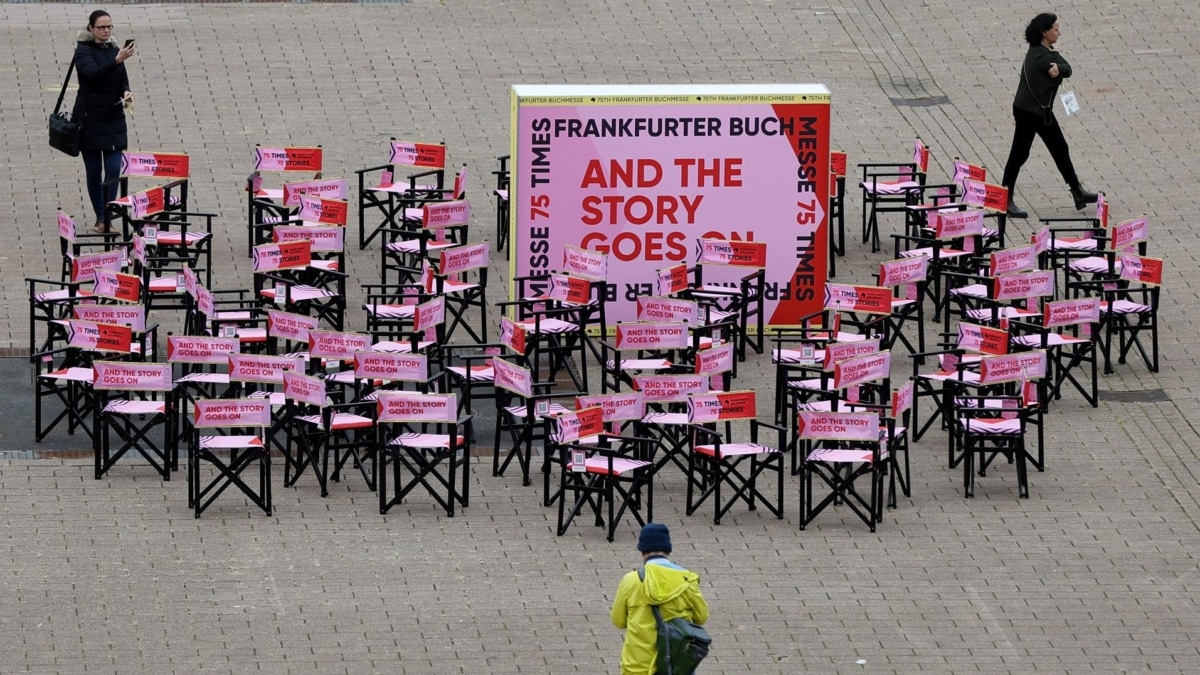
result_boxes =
[637,523,672,553]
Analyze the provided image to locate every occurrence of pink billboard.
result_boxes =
[510,84,830,328]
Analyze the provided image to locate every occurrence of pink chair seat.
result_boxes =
[40,367,96,383]
[363,304,415,318]
[35,289,93,303]
[389,432,464,449]
[899,247,970,259]
[1102,300,1153,314]
[695,442,780,459]
[860,180,921,195]
[960,418,1023,434]
[517,318,578,334]
[296,412,374,431]
[260,285,338,302]
[386,239,456,254]
[607,358,672,371]
[504,403,569,419]
[448,365,495,382]
[102,400,166,415]
[153,231,210,246]
[640,412,688,426]
[199,435,264,450]
[567,456,651,476]
[175,372,231,385]
[372,340,435,353]
[807,447,886,463]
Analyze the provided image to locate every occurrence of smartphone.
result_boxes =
[124,39,135,48]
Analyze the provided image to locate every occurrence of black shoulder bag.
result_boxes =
[638,566,712,675]
[1023,57,1054,126]
[49,55,82,157]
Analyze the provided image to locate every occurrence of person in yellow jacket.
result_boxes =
[611,523,709,674]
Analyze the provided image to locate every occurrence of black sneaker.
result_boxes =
[1006,199,1028,219]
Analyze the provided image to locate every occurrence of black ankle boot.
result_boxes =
[1006,198,1028,219]
[1070,186,1098,210]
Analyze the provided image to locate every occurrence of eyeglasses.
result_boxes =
[92,24,114,31]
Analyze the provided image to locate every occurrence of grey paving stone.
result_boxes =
[2,1,1200,673]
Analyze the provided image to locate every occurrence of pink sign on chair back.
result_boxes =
[194,399,271,428]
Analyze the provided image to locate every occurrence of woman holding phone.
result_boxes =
[72,10,135,232]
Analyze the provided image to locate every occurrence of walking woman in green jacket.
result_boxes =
[1001,13,1097,218]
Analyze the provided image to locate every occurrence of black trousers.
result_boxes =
[1001,104,1081,194]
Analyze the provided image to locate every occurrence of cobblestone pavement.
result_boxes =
[2,1,1199,672]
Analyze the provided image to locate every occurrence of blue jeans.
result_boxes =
[82,149,123,224]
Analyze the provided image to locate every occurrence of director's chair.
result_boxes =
[551,413,655,542]
[103,150,190,231]
[189,398,273,517]
[245,144,325,256]
[679,238,766,361]
[356,140,453,249]
[377,391,471,517]
[796,410,888,532]
[634,373,717,476]
[280,370,377,498]
[859,139,931,253]
[685,391,785,525]
[92,361,176,480]
[952,395,1032,499]
[1010,297,1099,408]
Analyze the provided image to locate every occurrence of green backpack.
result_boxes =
[639,566,712,675]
